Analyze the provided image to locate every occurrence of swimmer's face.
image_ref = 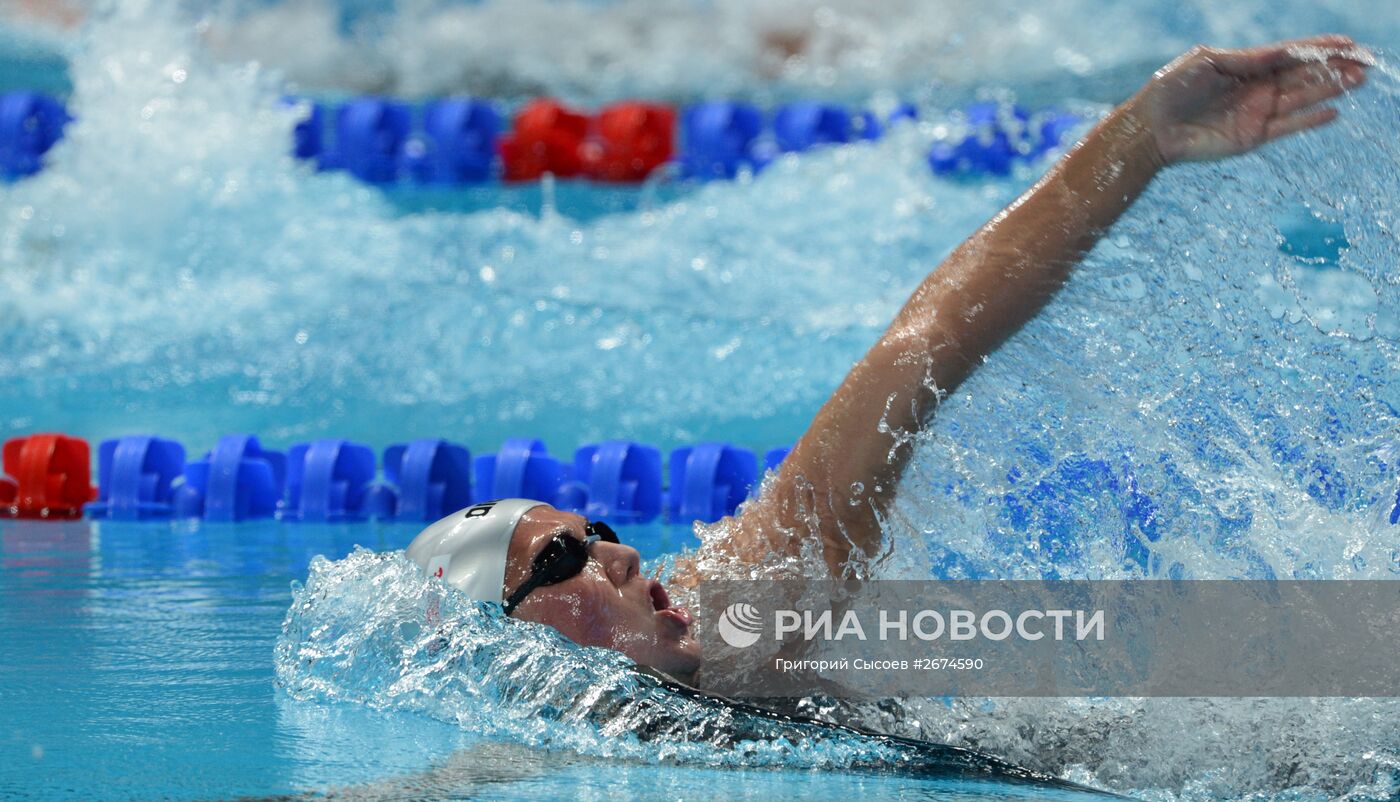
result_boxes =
[503,505,702,680]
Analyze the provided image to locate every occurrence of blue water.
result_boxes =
[1,520,1088,800]
[3,0,1400,799]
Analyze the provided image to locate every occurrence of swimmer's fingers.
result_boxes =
[1275,61,1367,115]
[1207,35,1370,79]
[1276,59,1368,93]
[1262,106,1339,143]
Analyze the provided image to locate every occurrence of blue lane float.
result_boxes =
[773,102,851,152]
[665,442,758,524]
[370,438,473,522]
[173,434,286,522]
[745,101,853,172]
[928,132,1012,176]
[18,429,1398,557]
[928,101,1081,177]
[474,438,566,505]
[763,446,792,473]
[85,435,186,520]
[289,99,324,160]
[406,98,500,183]
[284,439,378,522]
[565,440,663,523]
[68,432,790,524]
[0,91,69,180]
[1035,110,1080,158]
[854,102,918,140]
[4,89,1077,187]
[853,110,882,140]
[927,101,1021,176]
[677,100,764,180]
[323,98,412,183]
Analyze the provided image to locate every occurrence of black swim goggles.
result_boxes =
[503,520,619,616]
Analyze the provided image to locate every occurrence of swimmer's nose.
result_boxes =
[594,540,641,589]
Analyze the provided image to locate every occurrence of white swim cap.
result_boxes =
[406,499,546,603]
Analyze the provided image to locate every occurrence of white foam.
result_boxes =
[4,3,1400,797]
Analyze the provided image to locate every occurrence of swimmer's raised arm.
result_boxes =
[696,35,1371,579]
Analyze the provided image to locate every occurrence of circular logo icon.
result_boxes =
[717,602,763,649]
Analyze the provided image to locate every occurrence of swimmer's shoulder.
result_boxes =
[666,501,841,589]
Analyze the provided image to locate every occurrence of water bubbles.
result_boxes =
[275,549,979,775]
[5,20,999,449]
[857,57,1400,797]
[710,337,742,361]
[177,0,1400,104]
[7,4,1400,797]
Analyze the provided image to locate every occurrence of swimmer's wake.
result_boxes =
[275,549,1114,796]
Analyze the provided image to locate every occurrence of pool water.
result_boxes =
[2,519,1088,801]
[4,0,1400,799]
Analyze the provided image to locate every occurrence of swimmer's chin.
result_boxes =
[642,632,704,685]
[662,656,703,688]
[662,639,705,684]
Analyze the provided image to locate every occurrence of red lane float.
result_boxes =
[499,99,590,181]
[0,433,97,519]
[584,102,675,182]
[499,99,676,183]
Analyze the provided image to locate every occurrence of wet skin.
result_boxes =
[502,505,703,682]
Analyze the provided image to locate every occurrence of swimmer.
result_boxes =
[408,36,1372,687]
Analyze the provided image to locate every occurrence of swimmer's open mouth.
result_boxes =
[648,580,670,611]
[649,580,693,631]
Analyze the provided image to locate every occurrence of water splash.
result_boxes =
[841,54,1400,802]
[274,547,1099,797]
[882,55,1400,585]
[4,2,1400,798]
[0,0,1042,448]
[195,1,1400,104]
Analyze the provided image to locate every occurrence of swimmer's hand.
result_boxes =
[1130,35,1372,164]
